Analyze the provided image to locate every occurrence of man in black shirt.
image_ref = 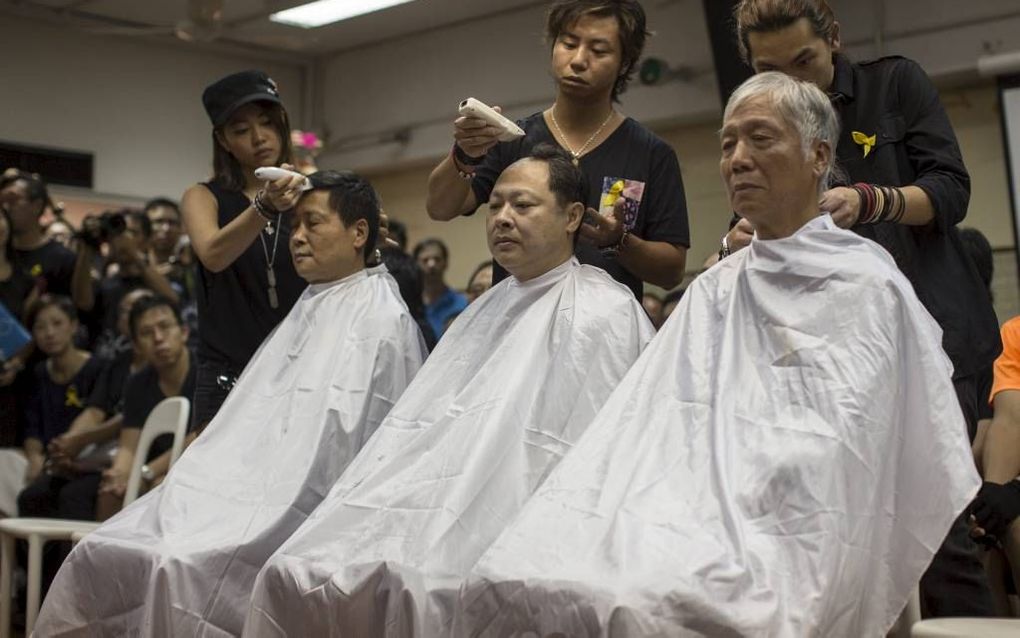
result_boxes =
[0,171,76,297]
[426,0,689,296]
[98,295,195,518]
[71,210,179,357]
[732,0,1001,617]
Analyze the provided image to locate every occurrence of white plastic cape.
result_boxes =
[244,257,655,637]
[35,266,427,638]
[458,216,981,637]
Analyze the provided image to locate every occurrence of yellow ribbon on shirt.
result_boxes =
[65,385,82,408]
[852,131,876,158]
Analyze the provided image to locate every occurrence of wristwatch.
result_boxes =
[600,228,630,257]
[140,464,156,483]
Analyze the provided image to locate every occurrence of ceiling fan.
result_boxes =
[85,0,227,43]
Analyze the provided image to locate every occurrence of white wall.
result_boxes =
[0,15,305,202]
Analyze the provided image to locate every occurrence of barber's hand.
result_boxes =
[578,200,625,248]
[453,107,503,160]
[377,211,401,251]
[263,163,306,212]
[725,218,754,253]
[971,481,1020,540]
[818,187,862,229]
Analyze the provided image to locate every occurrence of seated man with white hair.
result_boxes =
[34,171,427,637]
[244,144,655,637]
[457,72,980,637]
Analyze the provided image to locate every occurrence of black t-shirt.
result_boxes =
[0,266,36,322]
[122,354,197,458]
[828,54,1001,378]
[195,182,305,371]
[14,240,76,297]
[87,350,135,416]
[471,113,691,299]
[23,355,106,446]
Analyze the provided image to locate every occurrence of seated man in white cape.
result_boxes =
[35,171,427,637]
[244,145,655,637]
[457,73,981,637]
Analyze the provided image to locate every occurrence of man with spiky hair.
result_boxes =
[427,0,690,298]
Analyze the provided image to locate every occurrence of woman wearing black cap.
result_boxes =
[180,70,306,427]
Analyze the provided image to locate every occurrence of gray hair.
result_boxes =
[723,71,840,190]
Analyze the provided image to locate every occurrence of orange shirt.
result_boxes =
[991,316,1020,401]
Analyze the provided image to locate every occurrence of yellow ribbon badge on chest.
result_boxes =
[852,131,876,158]
[65,385,82,408]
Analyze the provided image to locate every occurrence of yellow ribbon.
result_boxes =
[65,385,82,408]
[30,264,43,277]
[852,131,876,158]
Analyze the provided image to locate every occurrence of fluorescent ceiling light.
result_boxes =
[270,0,416,28]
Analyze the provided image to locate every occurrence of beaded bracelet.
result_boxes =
[450,145,477,180]
[253,190,281,222]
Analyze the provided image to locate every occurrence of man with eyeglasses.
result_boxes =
[144,198,198,342]
[144,198,184,274]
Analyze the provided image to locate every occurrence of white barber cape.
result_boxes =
[35,265,426,638]
[244,257,655,637]
[458,216,981,637]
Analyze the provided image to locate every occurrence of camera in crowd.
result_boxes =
[77,210,129,249]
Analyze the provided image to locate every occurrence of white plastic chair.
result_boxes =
[889,584,1020,637]
[889,586,922,637]
[912,618,1020,636]
[0,396,189,637]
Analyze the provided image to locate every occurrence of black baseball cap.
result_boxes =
[202,70,282,127]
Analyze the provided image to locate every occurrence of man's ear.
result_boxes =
[811,140,832,185]
[565,201,585,234]
[830,21,841,52]
[352,217,369,252]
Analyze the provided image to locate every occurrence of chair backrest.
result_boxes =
[122,396,190,507]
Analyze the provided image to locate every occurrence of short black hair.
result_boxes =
[380,247,438,351]
[144,197,181,218]
[1,170,49,216]
[413,238,449,262]
[304,170,381,265]
[128,295,183,340]
[468,260,494,287]
[124,209,153,238]
[26,294,77,331]
[527,143,586,208]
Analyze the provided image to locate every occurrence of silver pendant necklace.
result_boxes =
[258,218,281,309]
[550,108,615,165]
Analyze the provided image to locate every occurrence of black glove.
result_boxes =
[972,481,1020,539]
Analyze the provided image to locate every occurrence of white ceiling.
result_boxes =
[2,0,548,56]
